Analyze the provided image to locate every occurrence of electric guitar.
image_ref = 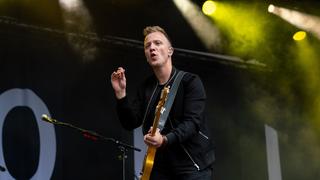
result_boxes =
[140,86,170,180]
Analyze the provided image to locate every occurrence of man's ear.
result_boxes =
[168,47,174,56]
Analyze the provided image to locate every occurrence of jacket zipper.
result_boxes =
[199,131,209,140]
[169,118,200,171]
[179,131,210,170]
[167,107,202,171]
[180,144,200,171]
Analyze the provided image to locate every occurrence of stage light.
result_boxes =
[202,1,217,15]
[293,31,307,41]
[268,4,275,13]
[59,0,80,10]
[268,4,320,40]
[58,0,97,62]
[173,0,222,51]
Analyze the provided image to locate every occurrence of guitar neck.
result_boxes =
[140,86,169,180]
[150,105,162,135]
[150,86,169,136]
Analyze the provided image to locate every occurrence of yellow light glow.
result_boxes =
[202,1,217,15]
[293,31,307,41]
[210,2,268,57]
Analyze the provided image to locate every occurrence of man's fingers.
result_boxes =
[117,67,125,72]
[116,67,125,74]
[145,139,156,147]
[111,70,125,79]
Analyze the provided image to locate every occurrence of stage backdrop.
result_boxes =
[1,18,319,180]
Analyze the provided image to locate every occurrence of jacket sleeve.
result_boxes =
[116,88,145,131]
[165,74,206,145]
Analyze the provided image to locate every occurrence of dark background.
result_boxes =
[1,0,320,180]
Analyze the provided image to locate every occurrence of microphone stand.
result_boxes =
[41,114,140,180]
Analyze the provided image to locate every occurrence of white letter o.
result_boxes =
[0,88,56,180]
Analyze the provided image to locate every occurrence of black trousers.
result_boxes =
[149,166,213,180]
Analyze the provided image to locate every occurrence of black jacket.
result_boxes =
[116,68,215,172]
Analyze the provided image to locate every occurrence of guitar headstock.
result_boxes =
[158,86,170,107]
[151,86,170,134]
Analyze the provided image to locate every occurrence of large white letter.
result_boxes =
[265,124,282,180]
[0,88,56,180]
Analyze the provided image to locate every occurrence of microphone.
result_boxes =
[41,114,57,124]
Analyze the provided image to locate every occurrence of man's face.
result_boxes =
[144,32,173,68]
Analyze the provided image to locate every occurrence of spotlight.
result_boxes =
[268,4,275,13]
[59,0,79,10]
[293,31,307,41]
[173,0,222,51]
[268,4,320,40]
[202,1,217,15]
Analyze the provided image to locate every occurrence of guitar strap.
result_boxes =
[158,70,186,131]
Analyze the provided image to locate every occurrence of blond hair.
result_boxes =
[143,26,172,45]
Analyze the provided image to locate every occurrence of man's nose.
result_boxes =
[150,43,156,50]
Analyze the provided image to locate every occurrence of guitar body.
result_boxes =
[140,146,157,180]
[139,86,170,180]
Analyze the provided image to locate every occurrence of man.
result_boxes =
[111,26,215,180]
